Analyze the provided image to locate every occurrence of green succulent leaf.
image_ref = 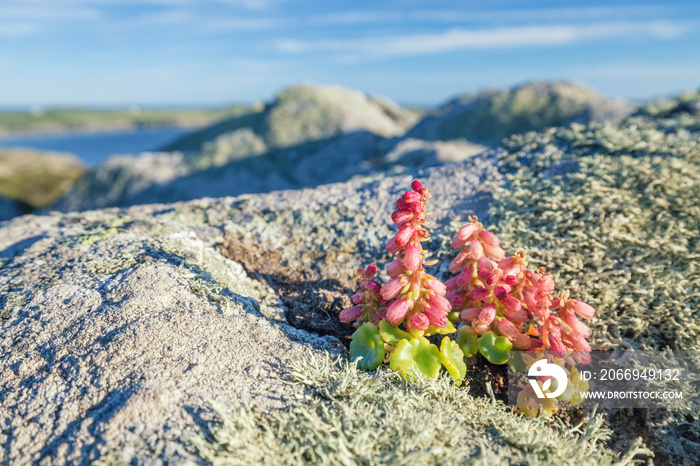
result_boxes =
[455,324,479,357]
[349,322,385,370]
[427,320,456,335]
[378,318,412,346]
[477,331,512,365]
[448,311,461,325]
[389,337,441,380]
[439,337,467,385]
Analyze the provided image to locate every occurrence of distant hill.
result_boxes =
[0,107,241,136]
[407,81,636,145]
[53,81,643,214]
[55,84,421,211]
[162,83,419,170]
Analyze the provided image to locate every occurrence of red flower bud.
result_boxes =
[457,223,477,241]
[513,334,532,350]
[460,307,482,322]
[394,224,414,246]
[410,313,430,331]
[423,303,448,327]
[498,256,516,271]
[502,275,518,286]
[380,276,405,301]
[451,236,468,249]
[483,244,505,261]
[450,293,469,308]
[469,287,489,301]
[426,293,451,314]
[496,318,519,338]
[396,198,409,210]
[387,259,406,278]
[339,305,363,323]
[477,256,495,271]
[494,286,508,301]
[477,267,491,281]
[456,267,472,289]
[571,300,595,319]
[411,180,423,193]
[404,243,421,271]
[477,304,496,325]
[365,264,378,277]
[425,279,446,295]
[523,290,539,312]
[391,209,413,224]
[366,280,381,294]
[571,336,591,352]
[449,248,470,273]
[469,239,483,260]
[479,229,500,247]
[403,191,421,204]
[500,294,522,314]
[503,307,528,323]
[352,292,364,305]
[386,298,410,324]
[386,237,401,253]
[445,276,460,291]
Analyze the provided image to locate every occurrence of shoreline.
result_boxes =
[0,122,205,140]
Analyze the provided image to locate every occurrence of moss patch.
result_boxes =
[193,354,650,465]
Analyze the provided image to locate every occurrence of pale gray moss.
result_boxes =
[482,107,699,464]
[193,354,650,465]
[491,136,699,352]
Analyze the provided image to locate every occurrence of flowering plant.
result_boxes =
[340,180,596,416]
[341,180,465,383]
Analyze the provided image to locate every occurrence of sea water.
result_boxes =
[0,127,189,165]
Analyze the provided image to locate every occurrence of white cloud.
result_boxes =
[0,4,100,21]
[14,0,290,10]
[276,21,696,58]
[0,23,38,38]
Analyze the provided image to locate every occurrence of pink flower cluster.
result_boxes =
[446,216,595,355]
[339,264,386,324]
[340,180,452,334]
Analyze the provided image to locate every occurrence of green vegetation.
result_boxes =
[0,148,86,208]
[194,354,649,465]
[0,105,249,135]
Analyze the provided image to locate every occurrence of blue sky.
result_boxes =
[1,0,699,107]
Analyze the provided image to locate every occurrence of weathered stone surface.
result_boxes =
[0,213,339,463]
[382,137,488,168]
[0,154,502,463]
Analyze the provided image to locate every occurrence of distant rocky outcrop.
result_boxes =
[407,81,636,145]
[0,148,86,210]
[164,83,419,169]
[53,81,637,214]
